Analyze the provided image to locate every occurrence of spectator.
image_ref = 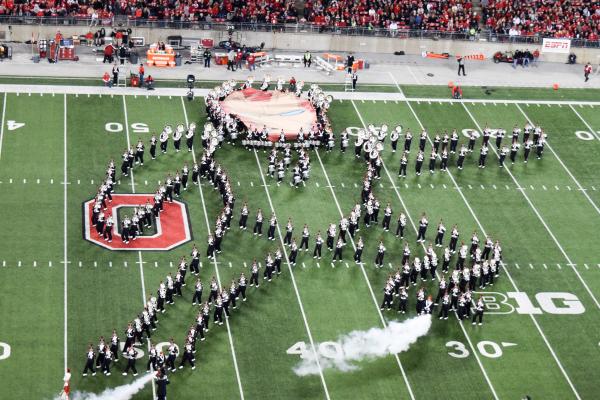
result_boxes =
[389,21,398,37]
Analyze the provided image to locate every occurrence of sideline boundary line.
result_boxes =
[2,84,600,105]
[0,92,6,161]
[63,94,68,371]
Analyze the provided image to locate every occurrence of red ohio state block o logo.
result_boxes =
[83,194,192,251]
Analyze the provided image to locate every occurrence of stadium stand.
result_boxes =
[482,0,599,40]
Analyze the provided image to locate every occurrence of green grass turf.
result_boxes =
[0,91,599,400]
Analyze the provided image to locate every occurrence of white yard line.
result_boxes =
[121,96,136,193]
[313,148,415,400]
[356,88,581,398]
[516,104,600,217]
[181,98,245,400]
[0,92,6,161]
[434,102,584,399]
[347,101,487,400]
[63,94,68,371]
[121,95,156,400]
[251,148,332,400]
[568,104,600,142]
[463,103,600,310]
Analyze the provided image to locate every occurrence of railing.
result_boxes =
[0,15,598,49]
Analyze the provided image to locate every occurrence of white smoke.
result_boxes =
[294,315,432,376]
[54,373,154,400]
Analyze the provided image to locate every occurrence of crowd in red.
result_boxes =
[305,0,479,32]
[0,0,598,40]
[0,0,299,24]
[483,0,599,40]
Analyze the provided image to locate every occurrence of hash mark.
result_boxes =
[515,263,520,269]
[124,261,128,267]
[557,264,561,269]
[317,262,320,268]
[345,262,349,268]
[302,262,306,269]
[109,261,112,267]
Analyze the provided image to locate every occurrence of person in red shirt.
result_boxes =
[103,44,114,63]
[247,53,255,71]
[452,85,463,99]
[235,50,243,70]
[138,64,145,87]
[102,72,111,87]
[584,62,593,82]
[146,75,155,90]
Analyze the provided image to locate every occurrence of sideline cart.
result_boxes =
[147,43,176,67]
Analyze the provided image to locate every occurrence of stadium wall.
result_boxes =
[3,24,599,64]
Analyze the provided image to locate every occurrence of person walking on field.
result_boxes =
[457,56,466,76]
[584,62,592,82]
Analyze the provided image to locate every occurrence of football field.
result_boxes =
[0,86,599,400]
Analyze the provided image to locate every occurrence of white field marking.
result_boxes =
[543,263,548,269]
[252,149,331,400]
[567,186,572,191]
[0,92,6,160]
[63,94,68,371]
[515,263,520,269]
[570,104,600,141]
[124,261,128,267]
[18,260,21,267]
[315,144,415,400]
[121,96,136,193]
[121,96,157,400]
[345,262,350,268]
[78,261,82,267]
[507,103,600,308]
[517,104,600,217]
[584,264,589,270]
[557,264,561,270]
[181,97,245,400]
[397,99,581,400]
[109,261,112,267]
[529,263,534,269]
[458,103,586,399]
[33,261,37,267]
[331,262,335,268]
[302,262,306,269]
[350,101,499,398]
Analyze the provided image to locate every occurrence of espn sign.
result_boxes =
[541,38,571,54]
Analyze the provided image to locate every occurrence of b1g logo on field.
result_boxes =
[83,194,192,251]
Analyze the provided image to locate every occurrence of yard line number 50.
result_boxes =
[105,122,149,134]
